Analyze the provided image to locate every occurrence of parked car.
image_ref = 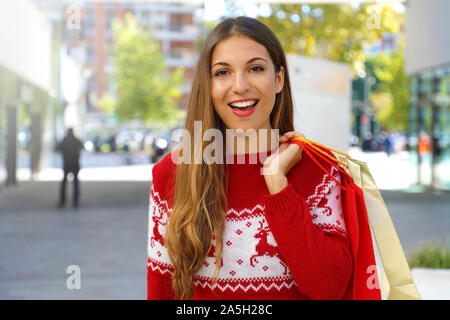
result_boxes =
[115,129,143,153]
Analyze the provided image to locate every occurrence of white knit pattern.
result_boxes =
[147,171,346,293]
[307,167,348,236]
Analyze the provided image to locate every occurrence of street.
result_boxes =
[0,150,449,299]
[0,180,150,299]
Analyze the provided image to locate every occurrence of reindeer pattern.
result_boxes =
[308,168,347,235]
[150,203,166,248]
[148,170,346,292]
[250,220,288,274]
[147,186,171,267]
[196,210,292,280]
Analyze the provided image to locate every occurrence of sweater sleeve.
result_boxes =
[147,157,176,300]
[263,181,353,300]
[147,266,174,300]
[147,184,175,300]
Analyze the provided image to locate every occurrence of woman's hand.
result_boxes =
[263,131,304,195]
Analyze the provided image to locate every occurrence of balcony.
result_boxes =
[165,51,197,68]
[155,24,201,41]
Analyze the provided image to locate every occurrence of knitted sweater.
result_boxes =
[147,148,353,300]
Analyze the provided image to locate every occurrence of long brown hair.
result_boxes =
[164,16,295,300]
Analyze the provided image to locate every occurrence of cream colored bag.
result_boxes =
[335,155,421,300]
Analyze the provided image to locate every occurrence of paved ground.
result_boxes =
[378,189,450,255]
[0,180,151,300]
[0,160,449,299]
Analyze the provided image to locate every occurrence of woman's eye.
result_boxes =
[214,70,228,77]
[250,66,264,72]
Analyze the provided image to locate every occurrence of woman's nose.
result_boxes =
[232,72,250,94]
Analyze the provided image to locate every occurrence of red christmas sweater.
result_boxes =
[147,148,353,300]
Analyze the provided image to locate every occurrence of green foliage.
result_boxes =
[257,3,403,75]
[367,42,409,131]
[97,94,116,117]
[100,143,112,153]
[408,239,450,269]
[253,3,407,132]
[111,13,186,127]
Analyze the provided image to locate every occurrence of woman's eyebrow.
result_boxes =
[211,57,268,69]
[247,57,268,64]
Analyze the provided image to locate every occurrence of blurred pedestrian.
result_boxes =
[418,131,431,162]
[109,134,117,152]
[362,132,376,151]
[382,131,393,157]
[56,128,83,208]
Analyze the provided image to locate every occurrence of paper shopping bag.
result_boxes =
[292,136,421,300]
[335,155,421,300]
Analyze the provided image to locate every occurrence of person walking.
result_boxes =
[57,128,83,208]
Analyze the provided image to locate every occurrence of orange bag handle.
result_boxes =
[292,136,351,167]
[290,136,351,190]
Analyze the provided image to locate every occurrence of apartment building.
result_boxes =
[36,1,204,117]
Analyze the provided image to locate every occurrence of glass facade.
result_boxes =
[409,65,450,190]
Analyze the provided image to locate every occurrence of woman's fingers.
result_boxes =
[278,141,290,153]
[265,135,303,173]
[279,131,305,142]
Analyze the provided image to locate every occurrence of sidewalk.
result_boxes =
[0,164,449,299]
[411,268,450,300]
[0,179,151,299]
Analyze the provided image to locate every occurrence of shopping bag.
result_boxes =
[291,136,421,300]
[336,155,421,300]
[339,165,382,299]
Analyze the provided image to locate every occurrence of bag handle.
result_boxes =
[290,136,351,190]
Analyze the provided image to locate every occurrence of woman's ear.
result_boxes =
[275,65,285,94]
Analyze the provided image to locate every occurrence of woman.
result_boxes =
[147,16,353,300]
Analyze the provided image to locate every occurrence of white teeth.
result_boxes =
[229,100,257,108]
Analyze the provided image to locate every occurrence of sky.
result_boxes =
[202,0,405,22]
[203,0,272,21]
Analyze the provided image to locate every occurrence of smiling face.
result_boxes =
[210,35,284,133]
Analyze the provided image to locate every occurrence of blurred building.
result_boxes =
[0,0,52,188]
[36,0,203,136]
[288,54,352,153]
[405,0,450,190]
[0,1,204,190]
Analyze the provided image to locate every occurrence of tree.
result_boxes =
[367,42,409,131]
[252,2,408,132]
[104,13,185,127]
[256,3,404,75]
